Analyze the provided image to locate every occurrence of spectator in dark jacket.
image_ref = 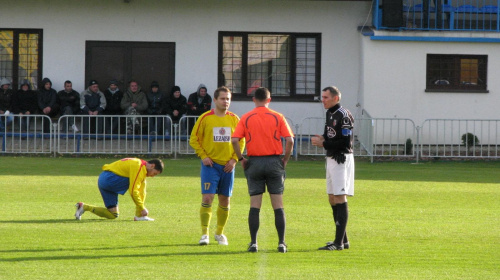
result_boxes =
[11,79,37,131]
[80,80,106,134]
[121,80,148,134]
[37,77,59,133]
[146,81,167,135]
[187,83,211,134]
[103,80,123,134]
[57,80,80,132]
[187,83,211,116]
[0,78,14,130]
[165,85,187,136]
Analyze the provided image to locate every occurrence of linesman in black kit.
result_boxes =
[311,86,354,251]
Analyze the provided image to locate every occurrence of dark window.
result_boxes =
[426,54,487,92]
[218,32,321,101]
[0,29,43,90]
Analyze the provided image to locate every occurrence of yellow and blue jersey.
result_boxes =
[102,158,148,212]
[189,109,245,166]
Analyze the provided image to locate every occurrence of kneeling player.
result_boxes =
[74,158,163,221]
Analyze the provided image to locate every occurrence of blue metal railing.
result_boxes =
[373,0,500,31]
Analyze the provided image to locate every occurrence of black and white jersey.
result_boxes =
[322,103,354,156]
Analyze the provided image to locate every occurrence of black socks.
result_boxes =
[274,208,286,244]
[332,202,349,245]
[248,207,260,244]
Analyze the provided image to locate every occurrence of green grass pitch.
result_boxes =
[0,157,499,279]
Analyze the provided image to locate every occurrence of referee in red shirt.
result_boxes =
[232,87,294,253]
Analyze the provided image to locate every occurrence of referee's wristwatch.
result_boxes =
[239,156,246,161]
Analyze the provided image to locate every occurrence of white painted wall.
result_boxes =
[1,0,370,127]
[360,33,500,126]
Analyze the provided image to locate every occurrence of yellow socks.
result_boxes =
[83,204,118,219]
[200,203,212,235]
[215,205,230,236]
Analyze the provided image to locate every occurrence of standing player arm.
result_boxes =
[189,118,209,159]
[282,136,294,166]
[231,137,244,160]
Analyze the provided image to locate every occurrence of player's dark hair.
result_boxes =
[322,86,342,101]
[148,159,164,173]
[254,87,270,101]
[214,86,231,99]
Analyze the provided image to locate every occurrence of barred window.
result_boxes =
[219,32,321,101]
[0,29,42,90]
[426,54,487,92]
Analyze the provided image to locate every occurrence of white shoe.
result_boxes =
[71,124,79,132]
[134,216,154,221]
[75,202,84,220]
[215,234,228,245]
[199,234,209,245]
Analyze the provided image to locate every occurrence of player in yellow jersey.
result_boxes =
[74,158,163,221]
[189,86,244,245]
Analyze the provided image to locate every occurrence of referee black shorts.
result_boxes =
[244,155,285,196]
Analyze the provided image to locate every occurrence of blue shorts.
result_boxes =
[98,171,129,208]
[200,162,234,197]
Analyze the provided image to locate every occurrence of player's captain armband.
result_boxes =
[342,128,352,136]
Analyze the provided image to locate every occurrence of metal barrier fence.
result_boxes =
[419,119,500,158]
[298,116,416,162]
[56,115,175,155]
[2,114,499,161]
[298,117,325,156]
[0,115,53,154]
[368,118,416,160]
[176,115,199,155]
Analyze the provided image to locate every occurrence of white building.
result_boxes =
[1,0,498,132]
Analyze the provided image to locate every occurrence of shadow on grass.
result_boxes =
[0,219,133,224]
[0,243,201,254]
[0,242,320,260]
[0,249,262,262]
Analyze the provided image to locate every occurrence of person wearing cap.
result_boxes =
[146,81,167,135]
[103,80,123,134]
[121,80,148,134]
[11,79,38,131]
[37,77,59,133]
[57,80,80,133]
[0,78,14,131]
[80,80,106,134]
[164,85,187,136]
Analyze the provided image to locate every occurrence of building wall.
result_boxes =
[360,34,500,126]
[1,0,371,126]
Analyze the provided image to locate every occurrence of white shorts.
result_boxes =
[326,154,354,196]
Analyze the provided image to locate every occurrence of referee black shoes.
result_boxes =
[318,242,344,251]
[247,243,258,252]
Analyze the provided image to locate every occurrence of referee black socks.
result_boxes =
[248,207,260,244]
[274,208,286,245]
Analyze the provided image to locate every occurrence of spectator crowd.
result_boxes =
[0,78,212,135]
